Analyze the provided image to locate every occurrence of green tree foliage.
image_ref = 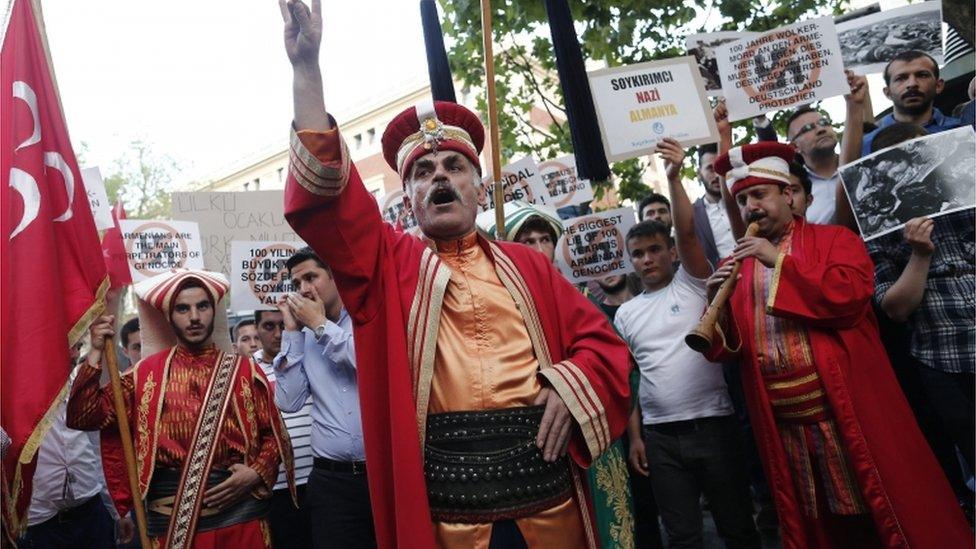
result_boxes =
[103,140,180,219]
[441,0,847,203]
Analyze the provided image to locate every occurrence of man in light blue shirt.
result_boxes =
[862,50,962,156]
[275,246,375,549]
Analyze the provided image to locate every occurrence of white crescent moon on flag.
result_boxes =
[45,152,74,222]
[12,81,40,152]
[9,168,40,240]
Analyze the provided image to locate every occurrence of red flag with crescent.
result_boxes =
[1,0,109,538]
[103,200,132,289]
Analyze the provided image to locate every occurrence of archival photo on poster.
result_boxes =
[840,127,975,241]
[836,1,943,76]
[588,56,718,162]
[686,31,758,96]
[716,17,850,121]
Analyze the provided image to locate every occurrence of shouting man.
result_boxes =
[279,1,631,547]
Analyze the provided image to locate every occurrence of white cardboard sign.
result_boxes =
[81,167,114,231]
[230,240,305,311]
[555,208,637,283]
[716,17,850,121]
[119,219,205,282]
[588,56,719,161]
[478,156,550,212]
[538,155,595,209]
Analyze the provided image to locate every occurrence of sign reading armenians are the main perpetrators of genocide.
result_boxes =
[119,219,205,282]
[171,191,299,275]
[230,241,305,311]
[588,56,719,162]
[686,31,759,97]
[836,2,943,76]
[478,157,550,212]
[81,167,115,231]
[839,127,976,241]
[555,208,637,283]
[716,17,850,121]
[538,155,595,208]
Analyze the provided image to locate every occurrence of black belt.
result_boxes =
[424,406,572,524]
[645,415,730,436]
[145,468,270,537]
[43,495,101,525]
[313,456,367,475]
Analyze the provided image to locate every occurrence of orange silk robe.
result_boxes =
[430,234,585,548]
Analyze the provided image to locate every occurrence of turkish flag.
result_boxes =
[1,0,109,537]
[103,201,132,288]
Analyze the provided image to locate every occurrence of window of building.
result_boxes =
[354,133,363,149]
[277,167,284,182]
[253,178,261,191]
[366,128,376,145]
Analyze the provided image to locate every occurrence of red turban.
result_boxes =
[381,100,485,182]
[713,142,796,196]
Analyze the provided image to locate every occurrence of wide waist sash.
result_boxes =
[763,366,829,424]
[145,468,270,537]
[424,406,572,523]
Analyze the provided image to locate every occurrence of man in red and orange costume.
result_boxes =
[67,269,295,549]
[278,2,631,547]
[702,142,970,548]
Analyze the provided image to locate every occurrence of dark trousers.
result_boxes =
[644,415,761,549]
[305,468,376,549]
[623,435,664,549]
[19,496,115,549]
[269,483,311,548]
[917,365,976,482]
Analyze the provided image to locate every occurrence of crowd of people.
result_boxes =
[7,1,974,548]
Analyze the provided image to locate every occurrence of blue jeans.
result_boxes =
[19,496,115,549]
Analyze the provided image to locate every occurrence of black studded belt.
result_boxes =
[424,405,573,524]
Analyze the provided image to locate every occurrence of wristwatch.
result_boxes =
[314,324,327,339]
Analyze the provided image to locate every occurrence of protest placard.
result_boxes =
[230,240,305,311]
[716,17,850,121]
[478,156,550,212]
[836,2,943,76]
[170,190,299,275]
[378,189,418,231]
[588,56,719,162]
[686,31,759,96]
[538,155,594,208]
[840,127,975,241]
[119,219,204,282]
[81,167,114,231]
[555,208,637,283]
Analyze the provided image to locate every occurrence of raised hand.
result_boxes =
[845,70,869,105]
[714,99,731,135]
[279,0,322,69]
[654,137,685,183]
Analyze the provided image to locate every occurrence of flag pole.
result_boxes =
[102,327,151,548]
[479,0,506,239]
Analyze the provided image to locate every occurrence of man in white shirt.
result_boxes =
[616,138,759,548]
[20,344,131,548]
[691,143,736,268]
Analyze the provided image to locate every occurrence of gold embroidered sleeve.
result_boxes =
[66,364,134,431]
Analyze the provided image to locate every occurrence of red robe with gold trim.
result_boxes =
[67,345,295,542]
[284,126,632,548]
[707,217,970,549]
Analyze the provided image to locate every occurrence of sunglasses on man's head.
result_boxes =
[791,118,831,141]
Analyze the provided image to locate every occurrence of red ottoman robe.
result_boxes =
[706,217,971,549]
[284,126,632,548]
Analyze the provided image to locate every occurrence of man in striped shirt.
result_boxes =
[254,308,314,548]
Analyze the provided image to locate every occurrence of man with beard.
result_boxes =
[862,50,962,155]
[67,269,294,548]
[702,142,971,548]
[785,71,868,224]
[476,200,563,264]
[692,143,736,269]
[278,2,631,547]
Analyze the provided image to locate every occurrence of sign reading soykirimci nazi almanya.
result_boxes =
[555,208,637,283]
[587,56,719,162]
[716,17,850,121]
[119,219,205,283]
